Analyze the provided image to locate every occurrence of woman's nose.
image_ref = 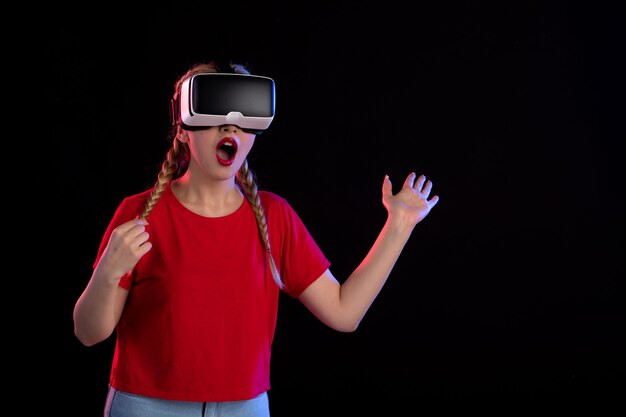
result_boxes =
[220,124,238,133]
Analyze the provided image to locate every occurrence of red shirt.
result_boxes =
[93,182,331,401]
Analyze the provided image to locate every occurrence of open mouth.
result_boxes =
[216,137,238,166]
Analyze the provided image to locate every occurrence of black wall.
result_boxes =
[44,2,623,415]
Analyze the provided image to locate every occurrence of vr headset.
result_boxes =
[170,73,276,135]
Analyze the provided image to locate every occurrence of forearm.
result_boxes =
[338,216,414,329]
[300,172,438,332]
[73,269,125,346]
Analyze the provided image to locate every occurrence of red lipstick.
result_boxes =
[216,137,238,166]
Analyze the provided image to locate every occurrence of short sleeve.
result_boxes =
[263,193,331,298]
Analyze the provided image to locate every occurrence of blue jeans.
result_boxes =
[104,386,270,417]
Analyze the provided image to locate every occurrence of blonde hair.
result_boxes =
[140,60,284,289]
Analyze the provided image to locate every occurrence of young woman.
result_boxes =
[73,60,440,417]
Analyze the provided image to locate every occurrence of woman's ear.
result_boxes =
[178,130,189,143]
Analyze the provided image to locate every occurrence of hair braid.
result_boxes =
[141,132,189,219]
[237,159,284,289]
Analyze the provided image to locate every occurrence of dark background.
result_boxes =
[44,1,623,415]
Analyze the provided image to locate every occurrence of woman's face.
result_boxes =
[182,124,256,182]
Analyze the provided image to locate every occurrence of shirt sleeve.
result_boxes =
[265,193,331,298]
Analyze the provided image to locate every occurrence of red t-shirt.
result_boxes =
[93,182,331,401]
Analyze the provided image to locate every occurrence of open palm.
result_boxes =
[382,172,440,227]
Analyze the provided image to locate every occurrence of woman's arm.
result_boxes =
[298,172,439,332]
[73,218,151,346]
